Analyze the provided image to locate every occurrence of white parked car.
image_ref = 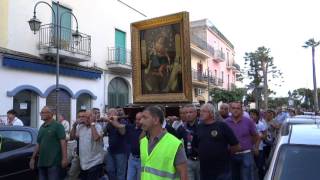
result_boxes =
[264,123,320,180]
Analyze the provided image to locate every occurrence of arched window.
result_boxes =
[77,93,92,112]
[108,77,129,108]
[46,89,71,121]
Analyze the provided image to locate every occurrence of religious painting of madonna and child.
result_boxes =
[131,12,192,103]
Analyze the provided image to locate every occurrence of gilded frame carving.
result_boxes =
[131,12,192,103]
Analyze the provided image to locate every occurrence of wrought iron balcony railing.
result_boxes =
[192,70,221,88]
[214,50,225,61]
[192,69,207,82]
[107,47,131,66]
[209,75,218,86]
[190,34,215,57]
[39,24,91,57]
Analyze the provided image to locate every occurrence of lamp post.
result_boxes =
[28,1,81,118]
[303,38,319,113]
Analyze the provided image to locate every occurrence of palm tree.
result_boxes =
[303,38,320,112]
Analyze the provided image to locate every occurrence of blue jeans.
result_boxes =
[38,166,62,180]
[230,152,254,180]
[127,154,141,180]
[105,151,127,180]
[187,159,200,180]
[254,150,265,180]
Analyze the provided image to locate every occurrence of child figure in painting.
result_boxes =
[151,34,169,78]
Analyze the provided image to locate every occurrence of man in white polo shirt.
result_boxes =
[70,110,104,180]
[6,109,24,126]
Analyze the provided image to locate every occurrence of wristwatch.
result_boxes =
[90,122,96,126]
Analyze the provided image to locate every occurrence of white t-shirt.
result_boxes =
[6,117,24,126]
[60,120,70,133]
[60,120,70,140]
[255,120,267,150]
[76,124,104,170]
[172,120,183,130]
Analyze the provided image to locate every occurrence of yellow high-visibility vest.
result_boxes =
[140,132,181,180]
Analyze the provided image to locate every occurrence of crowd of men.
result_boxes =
[1,102,295,180]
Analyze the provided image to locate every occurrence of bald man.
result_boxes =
[30,106,67,180]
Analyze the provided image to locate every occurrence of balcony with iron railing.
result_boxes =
[190,33,215,57]
[39,24,91,62]
[192,69,221,88]
[192,69,206,81]
[209,75,218,86]
[191,69,208,87]
[233,63,241,73]
[213,50,225,62]
[227,60,237,70]
[106,47,132,74]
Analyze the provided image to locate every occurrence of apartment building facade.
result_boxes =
[190,19,240,104]
[0,0,145,127]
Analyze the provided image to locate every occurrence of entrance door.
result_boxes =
[115,29,126,64]
[13,90,38,127]
[108,78,129,108]
[197,63,203,80]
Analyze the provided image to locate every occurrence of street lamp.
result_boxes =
[28,16,42,34]
[28,1,81,118]
[303,38,319,113]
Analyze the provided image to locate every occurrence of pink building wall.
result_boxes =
[191,19,238,90]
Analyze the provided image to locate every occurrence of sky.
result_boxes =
[125,0,320,97]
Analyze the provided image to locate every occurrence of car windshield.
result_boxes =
[273,144,320,180]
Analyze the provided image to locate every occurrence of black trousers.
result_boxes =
[79,164,103,180]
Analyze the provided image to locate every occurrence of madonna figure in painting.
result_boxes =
[140,24,183,94]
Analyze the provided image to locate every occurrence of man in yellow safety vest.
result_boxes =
[140,106,188,180]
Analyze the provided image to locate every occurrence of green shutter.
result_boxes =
[115,29,126,64]
[52,2,72,46]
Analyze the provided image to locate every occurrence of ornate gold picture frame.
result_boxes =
[131,12,192,103]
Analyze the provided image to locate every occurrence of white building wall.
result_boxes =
[2,0,145,126]
[0,57,104,120]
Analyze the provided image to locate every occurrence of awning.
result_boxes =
[2,55,102,79]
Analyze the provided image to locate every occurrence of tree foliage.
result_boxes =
[268,97,288,109]
[292,88,316,110]
[210,87,246,103]
[243,46,284,109]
